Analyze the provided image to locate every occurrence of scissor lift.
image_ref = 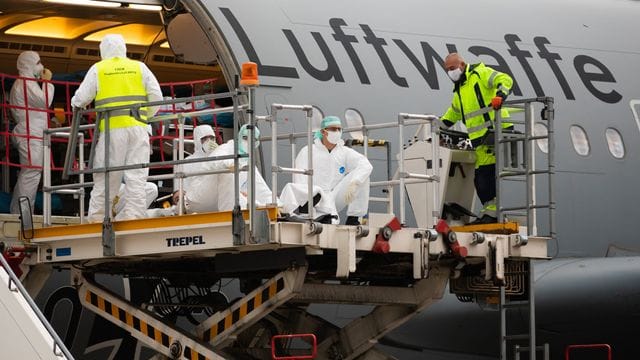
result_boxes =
[25,207,547,359]
[17,75,552,359]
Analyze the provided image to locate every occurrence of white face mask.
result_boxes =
[326,130,342,144]
[202,138,218,155]
[33,63,44,79]
[447,67,463,82]
[239,139,249,155]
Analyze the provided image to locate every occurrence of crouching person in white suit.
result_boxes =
[150,124,274,216]
[280,116,372,225]
[209,124,274,211]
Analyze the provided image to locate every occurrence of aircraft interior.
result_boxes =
[0,0,229,213]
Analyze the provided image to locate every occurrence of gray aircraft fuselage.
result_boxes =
[4,0,638,359]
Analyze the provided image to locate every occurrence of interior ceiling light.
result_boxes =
[6,17,121,39]
[85,23,164,45]
[126,3,163,11]
[43,0,121,8]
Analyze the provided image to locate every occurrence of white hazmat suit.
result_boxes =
[175,124,220,213]
[148,124,273,216]
[206,139,274,211]
[282,137,372,223]
[9,51,54,214]
[71,34,162,222]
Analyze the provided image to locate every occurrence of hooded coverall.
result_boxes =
[9,51,54,214]
[71,34,163,222]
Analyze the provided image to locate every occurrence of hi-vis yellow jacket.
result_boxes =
[442,62,513,145]
[95,57,149,131]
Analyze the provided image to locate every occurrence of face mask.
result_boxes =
[239,139,249,155]
[447,67,463,82]
[326,130,342,145]
[202,139,218,155]
[33,63,44,79]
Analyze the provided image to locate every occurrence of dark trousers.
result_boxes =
[474,164,496,204]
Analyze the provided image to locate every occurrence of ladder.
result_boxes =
[499,259,549,360]
[494,97,555,360]
[494,96,555,240]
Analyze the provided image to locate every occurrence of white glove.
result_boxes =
[344,181,359,204]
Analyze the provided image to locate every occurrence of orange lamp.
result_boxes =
[240,62,259,86]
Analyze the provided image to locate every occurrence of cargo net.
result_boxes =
[0,73,222,213]
[450,260,529,301]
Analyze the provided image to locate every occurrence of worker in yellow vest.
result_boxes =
[440,53,513,224]
[71,34,163,222]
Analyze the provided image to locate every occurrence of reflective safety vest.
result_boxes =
[95,57,148,131]
[442,63,513,145]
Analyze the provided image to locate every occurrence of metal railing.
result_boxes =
[260,111,441,226]
[46,90,258,252]
[264,104,315,220]
[0,253,74,359]
[494,97,555,240]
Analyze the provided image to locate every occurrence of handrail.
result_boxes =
[268,104,315,221]
[0,253,74,359]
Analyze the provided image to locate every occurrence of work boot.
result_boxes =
[316,214,337,224]
[345,216,360,226]
[467,215,497,225]
[296,193,322,214]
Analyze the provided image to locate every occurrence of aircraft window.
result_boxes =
[344,108,364,140]
[631,100,640,135]
[311,106,324,132]
[569,125,590,156]
[533,122,548,153]
[605,128,625,159]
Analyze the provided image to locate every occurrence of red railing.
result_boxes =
[0,72,220,174]
[271,334,317,360]
[565,343,612,360]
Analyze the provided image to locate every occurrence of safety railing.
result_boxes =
[0,249,74,359]
[263,104,315,220]
[39,89,254,253]
[42,127,87,225]
[0,74,81,196]
[494,97,555,240]
[260,111,440,226]
[0,74,220,213]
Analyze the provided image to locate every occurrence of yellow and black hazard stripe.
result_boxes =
[202,277,285,342]
[85,290,210,360]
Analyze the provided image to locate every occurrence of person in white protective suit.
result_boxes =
[169,124,220,214]
[280,116,372,225]
[147,124,273,217]
[9,51,54,214]
[111,125,158,217]
[113,182,158,217]
[71,34,163,222]
[207,124,274,211]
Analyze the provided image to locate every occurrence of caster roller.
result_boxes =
[472,232,485,244]
[425,229,439,242]
[356,225,369,238]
